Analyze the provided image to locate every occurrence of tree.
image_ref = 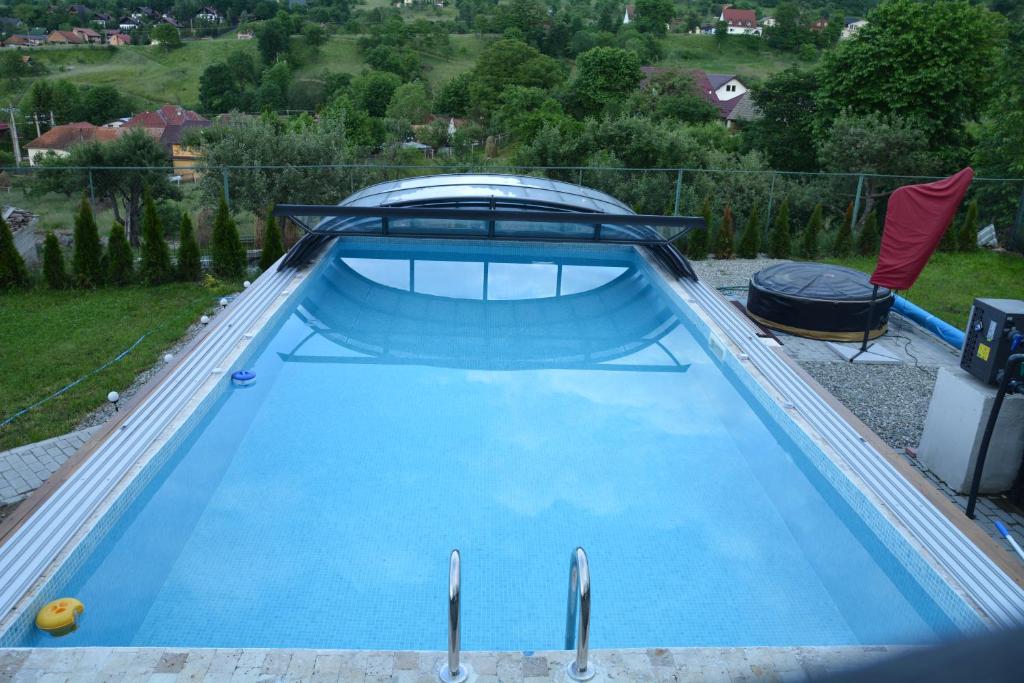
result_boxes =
[259,208,285,271]
[72,196,103,288]
[302,22,326,47]
[258,61,291,111]
[765,2,811,51]
[150,23,182,50]
[857,210,880,256]
[633,0,674,36]
[211,195,246,279]
[257,18,290,64]
[33,129,177,246]
[569,47,642,116]
[833,203,854,257]
[106,222,135,286]
[350,70,402,117]
[799,204,823,259]
[386,81,431,124]
[0,214,30,289]
[199,63,243,114]
[746,69,819,172]
[768,198,791,259]
[957,199,979,252]
[467,38,564,116]
[737,206,761,258]
[434,72,472,117]
[714,20,729,49]
[817,111,937,224]
[714,206,735,259]
[177,214,202,281]
[42,232,67,289]
[817,0,1006,153]
[139,193,173,285]
[973,25,1024,240]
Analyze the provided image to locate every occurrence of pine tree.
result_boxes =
[139,193,173,285]
[767,198,791,259]
[72,195,103,288]
[42,232,67,289]
[259,208,285,271]
[832,203,854,257]
[106,222,135,286]
[686,197,711,261]
[856,210,880,256]
[798,203,823,260]
[737,206,761,259]
[211,194,246,279]
[0,214,30,289]
[714,206,735,259]
[177,213,202,281]
[957,199,979,252]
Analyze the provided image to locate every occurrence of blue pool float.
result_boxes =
[231,370,256,386]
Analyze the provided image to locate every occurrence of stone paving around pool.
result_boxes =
[0,427,99,506]
[0,645,904,682]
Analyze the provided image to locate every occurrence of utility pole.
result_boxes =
[3,105,22,167]
[33,113,41,138]
[49,111,55,127]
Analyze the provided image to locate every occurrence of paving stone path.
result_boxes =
[0,427,99,506]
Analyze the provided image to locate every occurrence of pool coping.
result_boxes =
[654,262,1024,629]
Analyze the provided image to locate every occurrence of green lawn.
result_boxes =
[659,33,814,82]
[829,250,1024,330]
[0,281,238,451]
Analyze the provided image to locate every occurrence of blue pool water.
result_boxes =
[23,239,975,649]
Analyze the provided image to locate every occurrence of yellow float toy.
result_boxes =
[35,598,84,637]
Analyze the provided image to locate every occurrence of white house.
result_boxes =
[841,18,867,39]
[196,6,223,23]
[708,74,747,101]
[759,16,776,29]
[720,5,759,35]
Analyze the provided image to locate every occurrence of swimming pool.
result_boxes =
[9,237,984,650]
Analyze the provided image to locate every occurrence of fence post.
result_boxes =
[673,169,683,216]
[221,168,230,208]
[88,170,95,208]
[1013,184,1024,252]
[577,168,583,186]
[765,172,776,236]
[851,173,865,228]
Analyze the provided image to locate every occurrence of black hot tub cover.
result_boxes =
[746,263,894,341]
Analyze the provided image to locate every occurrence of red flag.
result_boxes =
[870,167,974,290]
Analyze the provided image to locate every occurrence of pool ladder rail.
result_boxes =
[440,546,594,682]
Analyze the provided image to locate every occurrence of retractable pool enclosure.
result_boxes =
[271,174,705,276]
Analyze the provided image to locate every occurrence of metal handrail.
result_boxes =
[564,547,595,681]
[439,549,468,683]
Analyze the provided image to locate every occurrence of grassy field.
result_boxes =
[830,250,1024,330]
[659,34,815,83]
[0,281,238,451]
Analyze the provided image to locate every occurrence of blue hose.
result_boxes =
[892,295,965,349]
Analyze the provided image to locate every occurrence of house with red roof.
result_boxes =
[720,5,760,35]
[72,26,102,43]
[125,105,212,180]
[640,66,758,128]
[25,123,124,165]
[46,30,85,44]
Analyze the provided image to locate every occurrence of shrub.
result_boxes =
[832,203,854,257]
[177,214,202,281]
[798,203,823,259]
[687,197,711,260]
[139,193,173,285]
[737,206,761,259]
[0,214,30,289]
[957,199,979,252]
[259,208,285,271]
[72,196,103,288]
[42,232,67,289]
[211,194,246,279]
[856,210,880,256]
[106,222,135,285]
[714,205,735,259]
[767,198,791,259]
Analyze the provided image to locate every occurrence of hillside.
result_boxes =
[7,31,809,113]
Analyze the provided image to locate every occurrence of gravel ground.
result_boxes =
[690,257,790,290]
[798,361,938,450]
[74,304,231,431]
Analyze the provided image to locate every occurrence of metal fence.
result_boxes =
[3,162,1023,253]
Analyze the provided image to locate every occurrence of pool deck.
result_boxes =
[0,645,905,682]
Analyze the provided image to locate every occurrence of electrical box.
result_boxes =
[960,298,1024,385]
